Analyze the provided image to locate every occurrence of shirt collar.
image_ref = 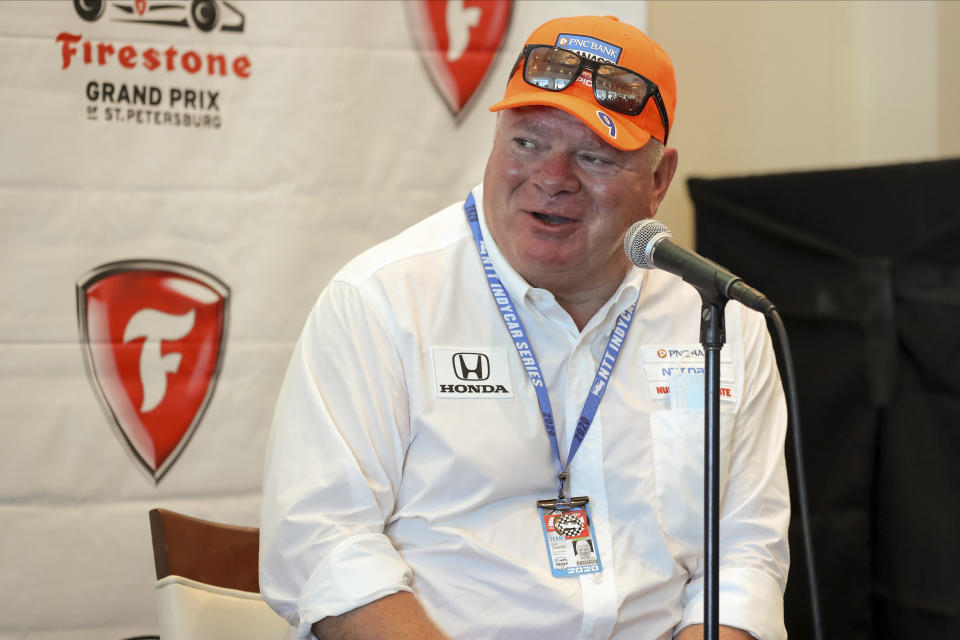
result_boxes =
[581,266,644,336]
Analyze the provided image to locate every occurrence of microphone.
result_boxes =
[623,219,775,315]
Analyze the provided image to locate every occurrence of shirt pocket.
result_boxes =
[649,409,735,553]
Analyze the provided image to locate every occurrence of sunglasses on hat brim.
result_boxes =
[512,44,670,144]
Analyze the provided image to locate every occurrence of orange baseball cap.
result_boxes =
[489,15,676,151]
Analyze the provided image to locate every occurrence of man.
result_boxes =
[573,539,596,565]
[260,15,789,640]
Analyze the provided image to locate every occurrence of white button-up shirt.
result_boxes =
[260,184,790,639]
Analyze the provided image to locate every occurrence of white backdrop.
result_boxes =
[0,1,647,638]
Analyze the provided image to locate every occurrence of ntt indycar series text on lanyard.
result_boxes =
[464,193,638,578]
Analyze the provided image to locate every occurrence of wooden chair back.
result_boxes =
[149,508,260,593]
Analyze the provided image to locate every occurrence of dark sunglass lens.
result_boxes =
[525,46,581,91]
[594,66,649,115]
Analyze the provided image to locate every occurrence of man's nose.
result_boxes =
[530,151,579,196]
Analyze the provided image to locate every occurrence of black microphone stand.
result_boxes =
[698,290,727,640]
[625,220,823,639]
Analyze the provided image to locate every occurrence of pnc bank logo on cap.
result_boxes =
[555,33,622,64]
[489,14,676,151]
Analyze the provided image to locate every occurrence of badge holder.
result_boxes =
[537,491,602,578]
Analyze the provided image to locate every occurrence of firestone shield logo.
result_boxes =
[76,260,229,482]
[406,0,512,116]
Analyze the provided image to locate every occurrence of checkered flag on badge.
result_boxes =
[553,513,584,537]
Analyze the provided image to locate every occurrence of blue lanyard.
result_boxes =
[464,193,638,499]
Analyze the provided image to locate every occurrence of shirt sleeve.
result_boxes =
[259,280,414,639]
[679,306,791,640]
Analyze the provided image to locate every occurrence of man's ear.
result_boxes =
[651,147,679,214]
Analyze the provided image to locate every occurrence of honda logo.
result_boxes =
[452,352,490,380]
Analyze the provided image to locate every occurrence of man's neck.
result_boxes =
[531,271,625,331]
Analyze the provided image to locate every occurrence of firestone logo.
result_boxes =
[76,260,230,482]
[65,0,248,75]
[406,0,512,116]
[59,0,250,129]
[56,32,251,78]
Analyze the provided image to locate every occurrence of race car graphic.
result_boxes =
[73,0,245,33]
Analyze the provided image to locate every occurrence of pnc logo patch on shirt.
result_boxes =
[432,347,513,398]
[641,343,737,404]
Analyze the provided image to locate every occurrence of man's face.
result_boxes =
[482,106,674,295]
